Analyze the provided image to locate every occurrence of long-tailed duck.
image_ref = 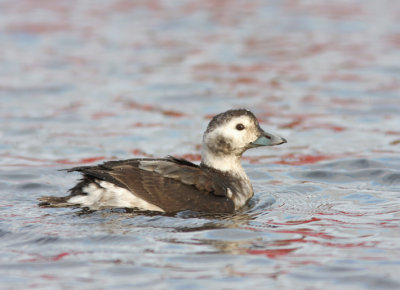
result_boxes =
[39,109,286,213]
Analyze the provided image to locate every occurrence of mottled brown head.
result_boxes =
[205,109,259,135]
[203,109,286,158]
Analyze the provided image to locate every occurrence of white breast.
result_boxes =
[67,180,164,212]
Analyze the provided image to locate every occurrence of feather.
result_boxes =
[58,157,235,213]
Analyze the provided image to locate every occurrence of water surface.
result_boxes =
[1,1,400,289]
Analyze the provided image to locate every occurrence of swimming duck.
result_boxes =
[39,109,286,213]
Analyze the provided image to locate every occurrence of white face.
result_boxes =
[203,115,261,156]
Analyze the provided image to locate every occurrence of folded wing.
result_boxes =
[67,156,235,213]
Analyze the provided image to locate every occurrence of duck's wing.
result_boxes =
[67,157,234,213]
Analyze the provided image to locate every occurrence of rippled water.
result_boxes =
[1,0,400,289]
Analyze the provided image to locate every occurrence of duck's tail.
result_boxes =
[38,196,75,208]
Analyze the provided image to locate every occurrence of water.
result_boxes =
[1,0,400,289]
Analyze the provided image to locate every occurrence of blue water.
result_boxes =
[1,1,400,289]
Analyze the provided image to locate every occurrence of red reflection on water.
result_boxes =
[287,2,365,20]
[21,252,71,263]
[298,239,376,249]
[56,157,105,165]
[267,217,322,226]
[275,153,337,165]
[52,252,70,261]
[7,23,70,34]
[387,34,400,49]
[323,73,365,82]
[276,228,335,240]
[302,123,346,132]
[244,156,271,164]
[126,101,186,118]
[130,122,163,128]
[279,113,326,129]
[176,154,202,162]
[386,130,400,136]
[280,115,346,132]
[281,118,304,129]
[131,149,153,157]
[91,112,116,120]
[231,77,259,85]
[111,0,161,12]
[0,153,108,167]
[1,154,49,164]
[163,110,186,117]
[247,248,297,259]
[369,79,400,92]
[40,274,58,281]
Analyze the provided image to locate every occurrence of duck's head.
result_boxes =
[201,109,286,172]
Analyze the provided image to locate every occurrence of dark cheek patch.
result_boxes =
[210,135,233,154]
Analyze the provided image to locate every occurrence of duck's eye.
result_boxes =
[236,123,245,131]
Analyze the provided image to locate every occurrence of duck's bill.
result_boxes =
[250,131,287,147]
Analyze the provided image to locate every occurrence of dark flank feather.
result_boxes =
[43,156,235,213]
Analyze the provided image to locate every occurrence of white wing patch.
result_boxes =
[226,188,233,198]
[67,180,164,212]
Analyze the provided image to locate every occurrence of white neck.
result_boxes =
[201,146,253,209]
[201,147,247,178]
